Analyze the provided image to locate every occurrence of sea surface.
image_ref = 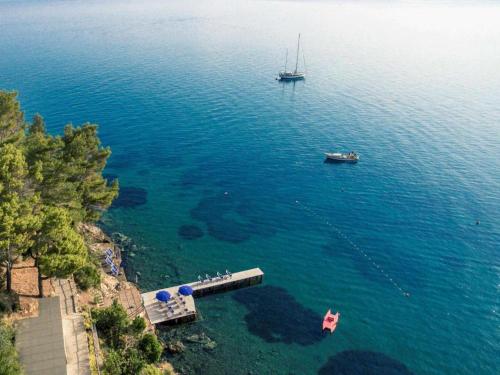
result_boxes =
[1,0,499,374]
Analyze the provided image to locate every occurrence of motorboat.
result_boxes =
[322,309,339,333]
[325,151,359,162]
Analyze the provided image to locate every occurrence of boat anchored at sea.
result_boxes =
[325,151,359,162]
[322,309,340,333]
[277,34,305,81]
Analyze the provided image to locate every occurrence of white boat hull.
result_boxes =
[325,153,359,162]
[278,72,305,81]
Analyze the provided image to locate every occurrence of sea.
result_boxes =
[1,0,499,374]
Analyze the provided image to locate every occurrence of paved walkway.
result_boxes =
[54,279,91,375]
[16,297,67,375]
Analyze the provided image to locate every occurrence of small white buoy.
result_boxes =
[224,191,229,195]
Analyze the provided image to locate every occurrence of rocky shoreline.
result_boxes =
[87,225,222,375]
[79,223,177,375]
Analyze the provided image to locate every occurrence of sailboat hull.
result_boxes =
[278,72,305,81]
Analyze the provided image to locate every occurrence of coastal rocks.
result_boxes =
[111,232,139,262]
[186,333,217,351]
[100,274,120,299]
[185,333,204,343]
[112,232,130,244]
[79,223,108,243]
[203,340,217,351]
[167,340,185,354]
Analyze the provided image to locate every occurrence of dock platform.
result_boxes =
[141,268,263,325]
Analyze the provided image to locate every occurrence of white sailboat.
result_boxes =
[277,34,305,81]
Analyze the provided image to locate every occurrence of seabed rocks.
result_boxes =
[167,340,185,354]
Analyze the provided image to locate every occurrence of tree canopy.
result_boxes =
[0,92,24,145]
[0,143,39,292]
[0,90,118,296]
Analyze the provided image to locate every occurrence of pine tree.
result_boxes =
[0,92,118,296]
[62,124,118,221]
[25,120,118,223]
[0,144,39,292]
[0,91,24,145]
[29,206,87,297]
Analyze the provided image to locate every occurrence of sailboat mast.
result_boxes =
[294,33,301,73]
[284,48,288,72]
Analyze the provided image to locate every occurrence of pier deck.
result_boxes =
[141,268,263,325]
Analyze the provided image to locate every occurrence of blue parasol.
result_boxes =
[178,285,193,296]
[156,290,171,302]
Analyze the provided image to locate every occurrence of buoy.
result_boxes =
[476,220,480,225]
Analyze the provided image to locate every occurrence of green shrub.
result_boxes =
[137,333,163,363]
[74,262,101,290]
[103,348,145,375]
[129,316,146,336]
[92,300,129,348]
[102,349,124,375]
[141,364,165,375]
[0,321,22,375]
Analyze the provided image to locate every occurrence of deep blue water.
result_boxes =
[1,1,499,374]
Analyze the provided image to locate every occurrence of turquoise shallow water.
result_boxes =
[1,0,500,373]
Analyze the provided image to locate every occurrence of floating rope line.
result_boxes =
[295,200,411,298]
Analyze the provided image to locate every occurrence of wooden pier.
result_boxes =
[141,268,263,325]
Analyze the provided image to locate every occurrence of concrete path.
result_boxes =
[54,279,91,375]
[16,297,67,375]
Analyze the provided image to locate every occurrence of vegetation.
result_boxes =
[0,90,119,374]
[0,90,118,296]
[0,320,22,375]
[92,300,130,348]
[0,91,169,375]
[141,365,165,375]
[129,315,147,336]
[93,301,163,375]
[82,309,100,375]
[137,333,163,363]
[74,261,101,291]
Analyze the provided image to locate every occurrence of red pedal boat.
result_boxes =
[322,309,339,333]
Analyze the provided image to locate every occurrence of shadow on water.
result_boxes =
[178,224,204,240]
[233,285,325,346]
[190,192,276,244]
[111,187,148,208]
[318,350,414,375]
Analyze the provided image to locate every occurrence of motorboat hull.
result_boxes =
[325,153,359,163]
